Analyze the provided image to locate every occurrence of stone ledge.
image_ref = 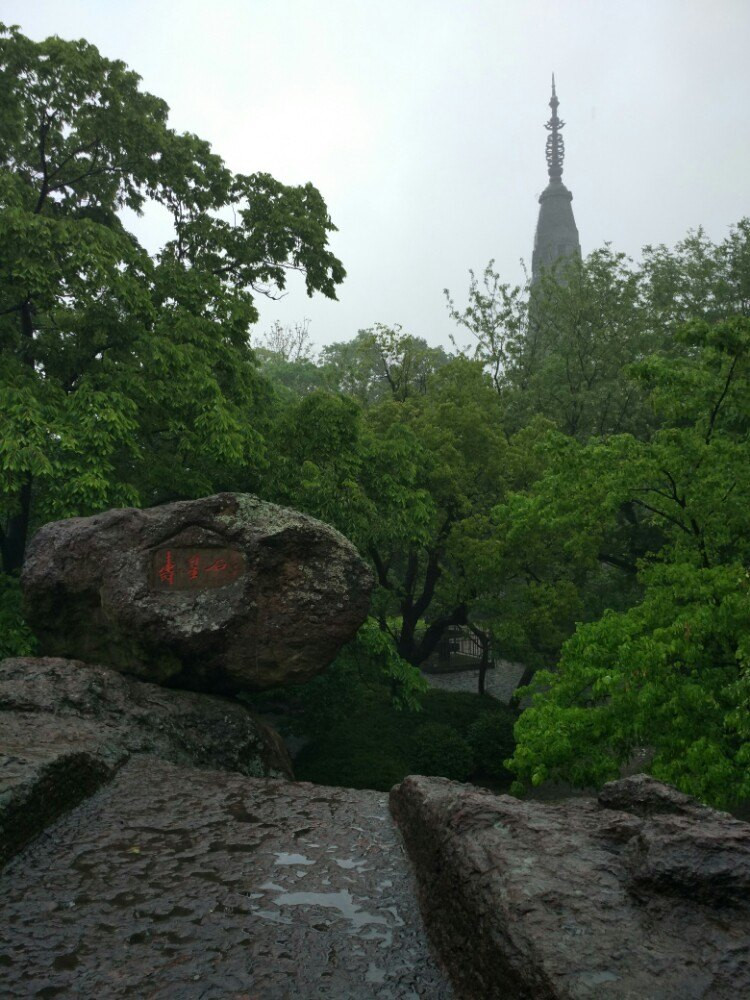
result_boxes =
[1,721,119,868]
[390,773,750,1000]
[0,657,294,867]
[0,757,453,998]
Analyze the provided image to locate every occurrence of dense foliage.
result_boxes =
[0,23,343,574]
[2,26,748,810]
[507,314,750,807]
[250,623,516,791]
[260,224,750,808]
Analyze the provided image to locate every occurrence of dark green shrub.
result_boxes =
[421,688,498,724]
[413,722,475,781]
[295,737,409,791]
[0,575,35,659]
[243,620,427,742]
[287,687,517,790]
[467,710,517,780]
[248,621,518,791]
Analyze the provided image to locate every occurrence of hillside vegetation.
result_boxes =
[2,24,748,808]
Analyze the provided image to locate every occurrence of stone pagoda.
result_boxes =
[531,75,581,282]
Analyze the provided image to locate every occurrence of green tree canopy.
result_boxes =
[0,23,344,572]
[320,324,450,405]
[266,358,514,666]
[507,314,750,808]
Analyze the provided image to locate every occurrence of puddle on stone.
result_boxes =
[334,858,368,870]
[273,852,315,866]
[270,889,390,930]
[360,926,393,946]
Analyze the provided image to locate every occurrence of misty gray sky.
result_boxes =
[5,1,750,351]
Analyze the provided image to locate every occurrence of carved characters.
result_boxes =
[151,548,245,591]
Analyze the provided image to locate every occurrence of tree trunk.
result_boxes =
[2,299,38,572]
[469,625,490,695]
[1,478,33,573]
[409,605,468,667]
[478,638,489,696]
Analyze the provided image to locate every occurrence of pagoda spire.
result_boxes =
[530,75,581,283]
[544,73,565,181]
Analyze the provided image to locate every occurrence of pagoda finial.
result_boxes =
[544,74,565,181]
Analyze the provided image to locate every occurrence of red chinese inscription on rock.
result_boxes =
[151,547,245,591]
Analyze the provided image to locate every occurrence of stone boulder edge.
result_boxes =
[0,656,293,778]
[21,493,373,693]
[0,724,113,869]
[389,773,750,1000]
[0,656,294,866]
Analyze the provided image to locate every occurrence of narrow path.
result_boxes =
[0,757,453,999]
[424,658,526,703]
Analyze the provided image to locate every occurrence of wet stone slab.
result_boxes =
[0,756,453,999]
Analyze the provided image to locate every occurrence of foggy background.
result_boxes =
[4,0,749,351]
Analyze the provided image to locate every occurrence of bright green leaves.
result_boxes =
[0,371,140,523]
[0,23,344,570]
[507,312,750,808]
[0,380,55,492]
[45,380,141,517]
[510,563,750,808]
[0,23,168,215]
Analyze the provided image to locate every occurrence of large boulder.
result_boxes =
[0,656,293,866]
[22,494,373,692]
[390,773,750,1000]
